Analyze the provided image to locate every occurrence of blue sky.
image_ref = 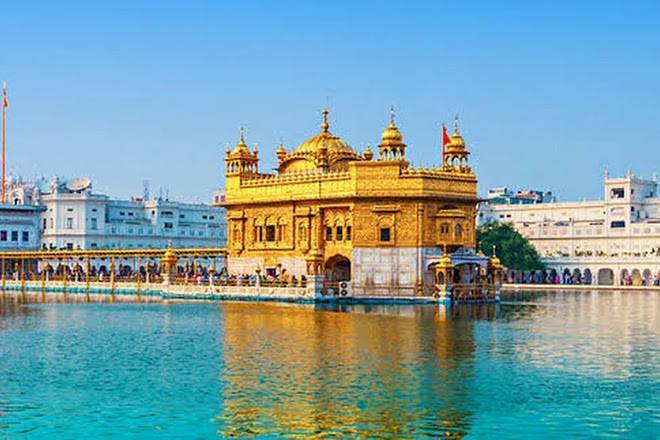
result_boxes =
[2,1,659,202]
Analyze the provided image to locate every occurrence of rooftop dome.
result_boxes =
[232,127,251,155]
[380,122,403,145]
[445,118,466,153]
[293,109,356,156]
[379,108,405,147]
[278,110,362,173]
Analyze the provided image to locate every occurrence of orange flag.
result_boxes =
[442,124,451,146]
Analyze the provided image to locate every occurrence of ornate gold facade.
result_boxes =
[222,110,481,295]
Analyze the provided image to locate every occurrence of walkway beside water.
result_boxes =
[0,279,494,304]
[503,283,660,292]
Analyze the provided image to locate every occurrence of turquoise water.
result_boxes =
[0,291,657,439]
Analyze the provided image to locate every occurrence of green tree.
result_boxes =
[477,222,545,271]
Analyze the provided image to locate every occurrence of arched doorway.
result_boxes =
[325,255,351,282]
[572,268,582,284]
[583,269,593,285]
[643,269,652,286]
[597,268,613,285]
[453,263,483,285]
[426,263,438,287]
[631,269,642,286]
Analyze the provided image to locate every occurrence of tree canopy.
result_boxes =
[477,222,545,271]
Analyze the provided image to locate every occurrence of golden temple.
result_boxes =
[222,109,500,298]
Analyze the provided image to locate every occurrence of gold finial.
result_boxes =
[321,108,329,133]
[363,143,373,160]
[492,244,496,257]
[389,106,395,126]
[276,140,287,160]
[239,126,246,144]
[453,115,459,134]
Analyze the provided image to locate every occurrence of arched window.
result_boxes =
[454,224,463,238]
[439,223,450,235]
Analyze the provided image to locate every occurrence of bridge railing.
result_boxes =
[450,283,498,300]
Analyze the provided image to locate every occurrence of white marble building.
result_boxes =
[478,171,660,285]
[0,205,45,251]
[6,176,227,251]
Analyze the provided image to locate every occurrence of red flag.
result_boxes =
[442,124,451,146]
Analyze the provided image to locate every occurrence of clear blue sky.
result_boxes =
[2,1,659,202]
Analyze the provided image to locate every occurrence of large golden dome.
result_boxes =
[278,110,362,173]
[293,110,356,156]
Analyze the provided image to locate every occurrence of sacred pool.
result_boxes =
[0,289,657,438]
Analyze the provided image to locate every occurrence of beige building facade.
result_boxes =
[479,171,660,285]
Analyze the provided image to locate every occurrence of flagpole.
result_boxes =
[441,124,446,170]
[1,81,5,205]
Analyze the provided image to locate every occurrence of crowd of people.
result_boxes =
[3,264,311,288]
[505,268,660,286]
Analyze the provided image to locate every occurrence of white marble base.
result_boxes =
[351,247,439,296]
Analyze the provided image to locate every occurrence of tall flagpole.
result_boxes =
[441,124,446,170]
[1,82,6,205]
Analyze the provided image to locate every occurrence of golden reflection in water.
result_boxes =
[214,303,497,438]
[502,290,660,379]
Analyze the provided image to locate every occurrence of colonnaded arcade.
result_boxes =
[222,110,501,298]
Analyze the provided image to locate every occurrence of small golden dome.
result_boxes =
[447,132,465,148]
[489,245,502,267]
[276,142,287,161]
[445,116,466,151]
[380,122,404,145]
[363,144,373,160]
[437,252,453,269]
[379,107,405,146]
[232,127,251,154]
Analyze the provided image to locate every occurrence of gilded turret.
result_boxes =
[233,127,250,154]
[276,141,287,164]
[225,127,259,176]
[160,240,178,284]
[378,107,406,160]
[443,116,471,173]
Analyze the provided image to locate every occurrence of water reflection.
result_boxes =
[214,302,500,438]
